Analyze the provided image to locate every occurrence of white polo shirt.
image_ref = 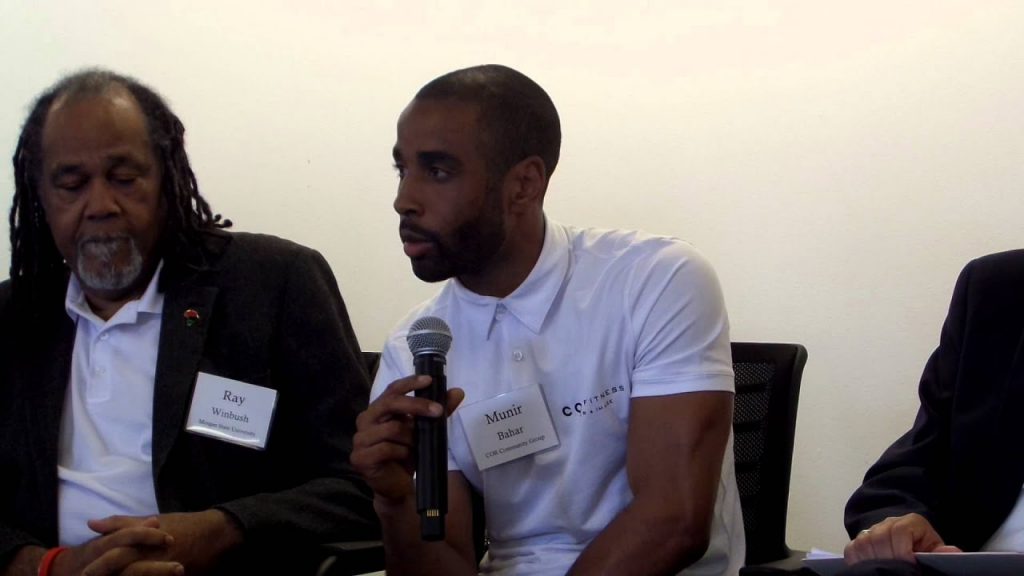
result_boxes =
[984,487,1024,551]
[58,264,164,545]
[374,220,744,576]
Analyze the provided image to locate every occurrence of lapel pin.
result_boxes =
[184,309,201,327]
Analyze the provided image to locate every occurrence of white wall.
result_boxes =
[2,0,1023,552]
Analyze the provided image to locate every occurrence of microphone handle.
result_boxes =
[414,352,448,541]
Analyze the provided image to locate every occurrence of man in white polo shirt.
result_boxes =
[0,69,375,576]
[351,64,744,575]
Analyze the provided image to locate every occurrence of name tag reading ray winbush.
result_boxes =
[185,372,278,450]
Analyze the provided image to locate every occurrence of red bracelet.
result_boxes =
[37,546,67,576]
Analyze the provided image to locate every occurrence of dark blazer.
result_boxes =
[845,249,1024,551]
[0,231,377,572]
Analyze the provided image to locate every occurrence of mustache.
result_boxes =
[77,235,133,259]
[399,222,441,245]
[78,234,131,247]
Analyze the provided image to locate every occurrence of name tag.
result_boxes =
[458,383,559,470]
[185,372,278,450]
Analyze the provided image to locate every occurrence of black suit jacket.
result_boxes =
[0,231,377,572]
[845,249,1024,551]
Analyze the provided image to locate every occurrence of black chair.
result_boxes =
[317,353,386,576]
[732,342,809,575]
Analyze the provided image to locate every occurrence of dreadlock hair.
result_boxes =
[415,64,561,184]
[9,68,231,300]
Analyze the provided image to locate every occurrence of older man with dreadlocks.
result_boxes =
[0,69,376,576]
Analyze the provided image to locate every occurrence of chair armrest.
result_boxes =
[740,548,815,575]
[317,540,385,576]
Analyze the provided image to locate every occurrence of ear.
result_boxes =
[504,155,547,214]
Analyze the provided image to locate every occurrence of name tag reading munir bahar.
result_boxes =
[186,372,278,449]
[460,383,559,470]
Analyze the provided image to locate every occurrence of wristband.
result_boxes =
[37,546,67,576]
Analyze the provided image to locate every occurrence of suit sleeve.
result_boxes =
[214,248,378,545]
[0,449,45,569]
[0,282,49,568]
[843,261,972,537]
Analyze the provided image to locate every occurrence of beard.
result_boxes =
[405,185,507,283]
[74,235,145,292]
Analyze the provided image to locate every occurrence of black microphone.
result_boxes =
[406,316,452,541]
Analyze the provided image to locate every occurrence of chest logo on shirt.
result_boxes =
[560,385,627,417]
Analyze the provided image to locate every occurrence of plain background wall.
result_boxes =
[2,1,1023,552]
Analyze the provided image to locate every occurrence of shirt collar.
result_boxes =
[65,261,165,327]
[451,218,570,334]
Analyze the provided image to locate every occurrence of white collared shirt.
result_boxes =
[58,263,164,546]
[984,486,1024,551]
[374,220,744,575]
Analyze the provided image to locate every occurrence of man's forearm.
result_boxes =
[185,509,245,571]
[568,497,710,576]
[375,496,475,576]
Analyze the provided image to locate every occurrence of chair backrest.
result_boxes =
[362,351,382,382]
[730,342,807,565]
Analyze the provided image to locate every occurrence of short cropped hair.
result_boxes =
[416,64,561,180]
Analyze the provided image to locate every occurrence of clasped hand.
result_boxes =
[49,510,240,576]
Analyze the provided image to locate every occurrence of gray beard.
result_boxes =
[74,236,144,292]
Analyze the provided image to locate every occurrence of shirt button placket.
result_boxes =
[90,329,111,401]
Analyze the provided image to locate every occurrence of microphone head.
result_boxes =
[407,316,453,357]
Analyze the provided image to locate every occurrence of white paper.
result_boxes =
[801,548,845,576]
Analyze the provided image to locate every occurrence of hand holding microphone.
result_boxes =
[350,316,462,542]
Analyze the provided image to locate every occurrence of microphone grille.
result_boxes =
[406,316,453,356]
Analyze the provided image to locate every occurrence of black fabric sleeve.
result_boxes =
[214,247,377,545]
